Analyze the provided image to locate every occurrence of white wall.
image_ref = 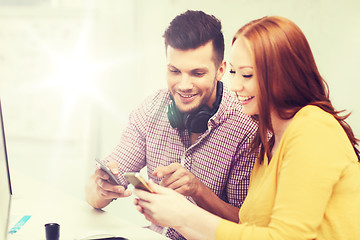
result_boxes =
[0,0,359,220]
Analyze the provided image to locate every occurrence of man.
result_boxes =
[86,10,258,239]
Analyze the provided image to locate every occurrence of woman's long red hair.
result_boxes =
[233,16,360,163]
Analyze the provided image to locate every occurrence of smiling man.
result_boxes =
[86,10,258,240]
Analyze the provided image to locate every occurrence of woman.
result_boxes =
[134,16,360,240]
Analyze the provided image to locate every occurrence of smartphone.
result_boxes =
[123,172,154,193]
[95,158,121,185]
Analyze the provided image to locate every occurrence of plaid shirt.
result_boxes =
[104,84,258,239]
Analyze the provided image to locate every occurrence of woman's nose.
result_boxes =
[230,78,244,92]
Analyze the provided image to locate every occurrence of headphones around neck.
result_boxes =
[167,81,223,133]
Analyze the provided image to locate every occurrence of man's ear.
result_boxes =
[216,60,226,80]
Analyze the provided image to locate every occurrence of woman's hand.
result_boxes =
[134,180,222,240]
[133,179,193,228]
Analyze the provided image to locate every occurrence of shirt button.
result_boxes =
[181,155,186,165]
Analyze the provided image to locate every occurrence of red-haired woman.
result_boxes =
[134,16,360,240]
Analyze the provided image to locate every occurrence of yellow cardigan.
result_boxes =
[216,105,360,240]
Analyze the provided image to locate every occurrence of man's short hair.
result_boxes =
[163,10,224,67]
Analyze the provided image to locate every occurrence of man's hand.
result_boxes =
[152,162,202,197]
[86,161,131,209]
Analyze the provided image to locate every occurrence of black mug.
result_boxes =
[45,223,60,240]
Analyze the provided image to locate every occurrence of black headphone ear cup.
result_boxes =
[184,106,212,133]
[167,100,185,130]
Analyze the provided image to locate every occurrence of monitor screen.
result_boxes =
[0,100,11,239]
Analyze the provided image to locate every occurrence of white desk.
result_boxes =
[7,171,169,240]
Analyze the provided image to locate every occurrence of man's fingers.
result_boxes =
[96,184,122,199]
[97,184,132,199]
[159,167,188,187]
[106,161,119,174]
[95,177,132,199]
[97,178,124,192]
[153,162,182,178]
[161,174,186,189]
[95,168,110,180]
[172,184,191,195]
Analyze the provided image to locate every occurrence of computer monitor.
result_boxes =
[0,100,11,240]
